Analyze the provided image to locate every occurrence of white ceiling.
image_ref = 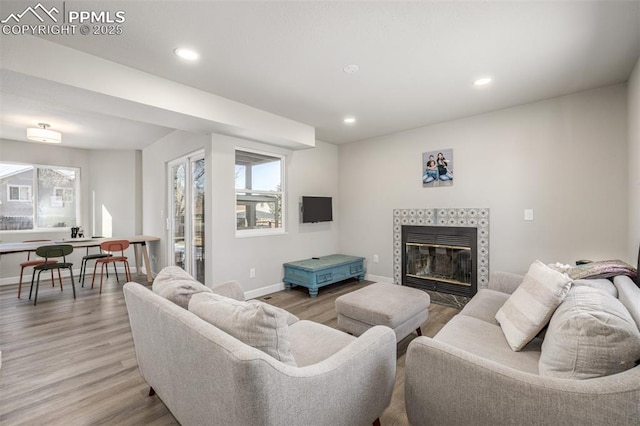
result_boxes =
[1,1,639,150]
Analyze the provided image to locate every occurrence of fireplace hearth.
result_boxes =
[393,208,489,308]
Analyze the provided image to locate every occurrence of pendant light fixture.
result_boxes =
[26,123,62,144]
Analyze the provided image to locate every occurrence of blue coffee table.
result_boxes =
[283,254,366,298]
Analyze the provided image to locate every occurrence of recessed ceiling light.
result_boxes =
[473,77,493,87]
[343,64,360,74]
[343,116,356,124]
[174,47,199,61]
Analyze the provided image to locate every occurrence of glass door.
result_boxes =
[191,157,205,282]
[168,150,205,283]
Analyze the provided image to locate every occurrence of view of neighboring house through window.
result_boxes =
[0,162,80,231]
[235,149,285,235]
[9,185,31,201]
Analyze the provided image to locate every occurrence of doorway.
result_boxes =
[168,150,205,283]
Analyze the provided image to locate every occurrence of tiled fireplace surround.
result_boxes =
[393,208,490,308]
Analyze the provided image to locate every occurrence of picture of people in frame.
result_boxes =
[422,148,453,187]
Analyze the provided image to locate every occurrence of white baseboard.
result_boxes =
[366,273,394,283]
[244,282,286,300]
[242,275,395,300]
[0,277,19,286]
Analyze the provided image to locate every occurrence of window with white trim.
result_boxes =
[8,185,31,201]
[235,149,285,235]
[0,162,80,231]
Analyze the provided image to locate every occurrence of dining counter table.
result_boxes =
[0,235,160,283]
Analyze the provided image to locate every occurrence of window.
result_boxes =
[8,185,32,201]
[235,149,285,235]
[54,187,74,203]
[0,162,80,231]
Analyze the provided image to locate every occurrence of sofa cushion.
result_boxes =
[459,289,510,324]
[188,292,297,366]
[152,266,212,309]
[434,315,542,374]
[572,278,617,298]
[539,286,640,379]
[495,260,572,351]
[288,320,356,367]
[209,280,246,301]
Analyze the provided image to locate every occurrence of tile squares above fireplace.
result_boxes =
[393,208,490,295]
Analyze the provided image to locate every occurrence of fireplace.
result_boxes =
[393,208,489,307]
[402,226,477,298]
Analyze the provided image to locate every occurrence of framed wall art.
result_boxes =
[422,148,453,187]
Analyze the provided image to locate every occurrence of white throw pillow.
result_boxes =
[495,260,572,351]
[152,266,212,309]
[539,286,640,379]
[188,292,297,366]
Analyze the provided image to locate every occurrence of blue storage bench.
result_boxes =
[283,254,366,298]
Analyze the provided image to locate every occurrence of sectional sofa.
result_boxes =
[405,268,640,425]
[123,267,396,426]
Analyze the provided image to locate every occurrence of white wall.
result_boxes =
[141,130,209,274]
[142,130,339,295]
[209,136,339,296]
[0,139,140,283]
[89,150,141,237]
[628,56,640,266]
[339,84,629,278]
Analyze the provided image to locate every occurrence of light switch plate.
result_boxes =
[524,209,534,221]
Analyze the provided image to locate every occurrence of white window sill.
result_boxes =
[235,229,287,238]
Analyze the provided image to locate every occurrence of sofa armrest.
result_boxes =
[405,336,640,425]
[209,280,245,301]
[251,325,397,426]
[487,271,524,294]
[614,275,640,329]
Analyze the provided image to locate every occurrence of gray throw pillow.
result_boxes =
[539,286,640,379]
[152,266,212,309]
[188,292,297,366]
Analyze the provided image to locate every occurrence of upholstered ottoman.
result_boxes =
[336,283,430,343]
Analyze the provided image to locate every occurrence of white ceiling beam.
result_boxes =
[0,36,315,149]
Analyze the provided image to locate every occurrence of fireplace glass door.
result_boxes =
[406,243,472,286]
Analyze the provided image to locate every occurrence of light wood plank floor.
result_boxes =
[0,274,458,425]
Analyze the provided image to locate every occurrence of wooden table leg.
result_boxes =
[133,244,141,275]
[140,242,153,283]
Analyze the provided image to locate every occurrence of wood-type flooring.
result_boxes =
[0,273,458,425]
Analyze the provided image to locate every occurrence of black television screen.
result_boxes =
[301,196,333,223]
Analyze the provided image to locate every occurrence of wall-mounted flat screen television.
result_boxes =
[301,196,333,223]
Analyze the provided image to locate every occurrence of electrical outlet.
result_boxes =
[373,254,379,263]
[249,268,256,278]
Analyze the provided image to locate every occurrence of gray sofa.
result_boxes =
[123,268,396,426]
[405,271,640,425]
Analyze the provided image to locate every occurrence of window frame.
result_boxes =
[0,161,81,232]
[53,187,74,204]
[8,184,32,202]
[235,147,286,238]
